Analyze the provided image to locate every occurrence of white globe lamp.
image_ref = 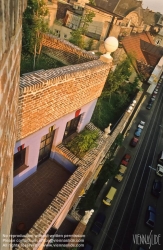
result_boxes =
[104,37,118,58]
[100,37,119,63]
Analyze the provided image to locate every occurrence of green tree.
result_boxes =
[80,10,95,36]
[103,57,133,97]
[121,76,139,96]
[69,28,84,48]
[108,133,124,160]
[69,10,95,49]
[89,0,96,5]
[22,0,49,69]
[86,38,94,50]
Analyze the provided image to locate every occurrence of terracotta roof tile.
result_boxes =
[122,32,155,64]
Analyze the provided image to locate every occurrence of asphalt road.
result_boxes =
[84,82,163,250]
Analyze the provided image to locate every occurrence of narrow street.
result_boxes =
[84,81,163,250]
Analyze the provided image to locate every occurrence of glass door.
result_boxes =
[38,130,55,166]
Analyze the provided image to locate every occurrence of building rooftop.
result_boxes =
[140,40,163,66]
[143,8,161,26]
[122,32,154,64]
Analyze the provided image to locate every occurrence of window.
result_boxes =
[64,34,67,38]
[63,115,81,140]
[14,148,26,170]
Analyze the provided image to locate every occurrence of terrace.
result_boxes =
[13,159,71,234]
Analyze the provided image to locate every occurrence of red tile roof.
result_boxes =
[122,32,154,64]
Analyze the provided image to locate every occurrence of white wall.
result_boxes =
[13,99,97,187]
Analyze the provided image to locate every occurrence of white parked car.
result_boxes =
[138,121,145,130]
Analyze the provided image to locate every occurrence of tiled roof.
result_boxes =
[122,31,163,78]
[94,0,119,13]
[122,32,154,64]
[114,0,142,16]
[140,40,163,66]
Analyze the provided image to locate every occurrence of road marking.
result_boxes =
[149,166,156,171]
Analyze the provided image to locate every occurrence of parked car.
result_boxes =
[156,164,163,177]
[130,137,139,147]
[152,179,162,197]
[134,127,142,137]
[157,151,163,164]
[115,165,127,182]
[145,206,156,229]
[80,241,94,250]
[146,98,154,110]
[90,213,106,235]
[103,187,117,205]
[153,91,158,95]
[121,154,131,166]
[149,98,155,104]
[138,121,145,129]
[151,92,157,99]
[150,97,155,102]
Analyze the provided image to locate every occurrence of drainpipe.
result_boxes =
[105,16,115,39]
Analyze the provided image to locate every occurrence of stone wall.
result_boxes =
[0,0,27,247]
[42,34,98,65]
[17,60,111,141]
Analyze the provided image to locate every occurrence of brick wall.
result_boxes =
[0,0,27,244]
[17,60,111,140]
[42,34,98,65]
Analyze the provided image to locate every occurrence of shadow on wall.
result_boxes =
[52,152,77,173]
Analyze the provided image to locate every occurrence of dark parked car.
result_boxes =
[145,206,156,229]
[134,127,142,137]
[152,179,162,197]
[130,137,139,147]
[146,99,154,110]
[80,241,94,250]
[90,213,106,235]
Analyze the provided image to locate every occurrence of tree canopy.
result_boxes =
[103,56,133,97]
[91,56,140,130]
[22,0,49,68]
[69,10,95,49]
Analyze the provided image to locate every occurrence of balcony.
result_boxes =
[12,159,71,234]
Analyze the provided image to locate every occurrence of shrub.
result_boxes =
[66,129,99,158]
